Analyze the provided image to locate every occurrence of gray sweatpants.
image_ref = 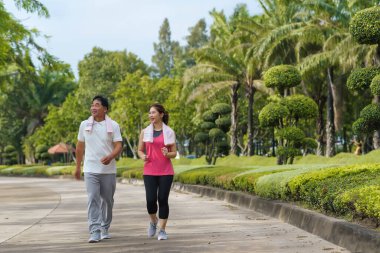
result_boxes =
[84,173,116,233]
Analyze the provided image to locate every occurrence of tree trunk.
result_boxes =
[229,82,240,156]
[373,95,380,149]
[326,67,336,157]
[316,97,325,156]
[246,82,256,156]
[125,136,137,159]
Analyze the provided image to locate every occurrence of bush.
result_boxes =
[211,103,231,115]
[259,102,289,127]
[370,74,380,96]
[335,185,380,225]
[200,122,216,130]
[2,145,18,165]
[215,116,231,131]
[287,164,380,215]
[209,128,225,140]
[283,95,318,120]
[350,6,380,45]
[276,127,305,142]
[194,132,209,143]
[202,110,218,122]
[263,65,301,90]
[347,67,380,91]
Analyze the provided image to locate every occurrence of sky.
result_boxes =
[4,0,262,78]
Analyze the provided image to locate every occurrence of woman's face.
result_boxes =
[149,107,163,124]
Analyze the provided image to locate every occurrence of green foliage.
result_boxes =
[2,145,17,165]
[209,128,225,140]
[277,146,301,157]
[202,110,218,122]
[276,126,305,142]
[200,122,216,130]
[35,144,50,162]
[211,103,231,114]
[370,74,380,96]
[194,132,209,143]
[353,104,380,134]
[263,65,301,90]
[215,116,231,131]
[287,164,380,215]
[346,67,380,91]
[350,6,380,45]
[283,95,318,120]
[259,102,289,127]
[302,138,318,149]
[336,185,380,223]
[352,117,371,135]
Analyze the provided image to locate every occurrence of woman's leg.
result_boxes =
[143,175,159,223]
[157,175,173,230]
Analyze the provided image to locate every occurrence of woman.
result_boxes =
[138,103,176,240]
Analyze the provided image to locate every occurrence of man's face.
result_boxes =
[91,99,107,118]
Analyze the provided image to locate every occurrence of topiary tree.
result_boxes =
[347,67,380,92]
[350,6,380,45]
[350,6,380,151]
[195,103,231,165]
[35,144,51,165]
[260,79,318,164]
[2,145,18,165]
[263,65,302,96]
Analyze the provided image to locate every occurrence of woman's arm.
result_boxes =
[137,130,148,161]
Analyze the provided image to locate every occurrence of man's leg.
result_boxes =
[99,173,116,231]
[84,173,102,234]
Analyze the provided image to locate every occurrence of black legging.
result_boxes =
[143,175,173,219]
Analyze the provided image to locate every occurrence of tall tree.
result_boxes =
[152,18,177,77]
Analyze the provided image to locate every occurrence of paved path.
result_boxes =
[0,177,349,253]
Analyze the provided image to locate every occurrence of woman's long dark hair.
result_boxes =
[150,103,169,125]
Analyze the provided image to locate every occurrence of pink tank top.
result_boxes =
[143,132,174,176]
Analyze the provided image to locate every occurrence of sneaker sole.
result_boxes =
[101,236,111,239]
[88,239,100,243]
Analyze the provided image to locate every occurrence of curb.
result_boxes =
[170,183,380,253]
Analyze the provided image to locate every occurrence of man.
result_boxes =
[75,95,122,243]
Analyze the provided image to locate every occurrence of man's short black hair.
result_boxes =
[92,95,109,110]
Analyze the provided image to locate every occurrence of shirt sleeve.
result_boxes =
[113,122,123,142]
[77,121,85,142]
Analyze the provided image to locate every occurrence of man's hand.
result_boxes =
[101,155,113,165]
[75,167,81,180]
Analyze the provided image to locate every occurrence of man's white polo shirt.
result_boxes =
[78,119,122,174]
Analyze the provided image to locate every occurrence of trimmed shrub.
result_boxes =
[200,122,216,130]
[283,95,318,119]
[209,128,225,140]
[194,132,209,143]
[347,67,380,91]
[263,65,302,90]
[202,110,218,122]
[259,102,289,127]
[3,145,18,165]
[276,127,305,142]
[211,103,231,115]
[370,74,380,96]
[350,6,380,45]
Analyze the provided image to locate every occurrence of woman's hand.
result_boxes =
[142,154,149,161]
[161,147,169,157]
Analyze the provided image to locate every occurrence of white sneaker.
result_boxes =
[148,222,157,237]
[88,230,101,243]
[157,229,168,240]
[101,229,111,239]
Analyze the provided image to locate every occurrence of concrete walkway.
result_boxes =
[0,177,349,253]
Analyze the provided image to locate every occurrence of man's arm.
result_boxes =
[75,141,85,180]
[100,141,123,165]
